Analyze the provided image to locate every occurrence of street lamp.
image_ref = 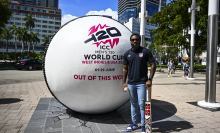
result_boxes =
[188,0,200,80]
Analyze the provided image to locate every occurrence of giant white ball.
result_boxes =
[44,16,132,114]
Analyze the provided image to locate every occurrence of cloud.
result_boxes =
[61,14,77,26]
[86,8,118,20]
[61,8,118,26]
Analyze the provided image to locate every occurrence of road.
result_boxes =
[0,69,45,85]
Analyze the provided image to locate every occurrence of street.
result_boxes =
[0,70,44,85]
[1,69,220,133]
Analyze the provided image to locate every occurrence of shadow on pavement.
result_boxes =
[0,98,23,104]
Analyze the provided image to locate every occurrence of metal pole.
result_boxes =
[205,0,219,103]
[140,0,146,47]
[190,0,196,79]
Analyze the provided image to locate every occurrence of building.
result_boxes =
[118,0,167,46]
[18,0,59,9]
[118,0,167,23]
[0,0,61,54]
[123,17,157,46]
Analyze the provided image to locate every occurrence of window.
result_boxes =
[9,22,14,25]
[35,29,41,32]
[36,24,41,27]
[55,22,60,25]
[37,20,41,23]
[31,29,34,32]
[49,17,54,19]
[42,16,48,19]
[16,12,21,15]
[49,26,54,29]
[15,17,21,20]
[42,34,47,37]
[37,8,42,12]
[22,23,25,26]
[37,34,41,37]
[42,25,47,28]
[42,20,47,23]
[15,22,21,25]
[32,14,35,17]
[23,13,27,16]
[55,17,60,20]
[49,21,54,24]
[55,11,61,15]
[48,30,54,33]
[55,27,59,29]
[42,30,47,33]
[42,10,47,13]
[36,15,41,18]
[49,10,54,14]
[10,17,14,20]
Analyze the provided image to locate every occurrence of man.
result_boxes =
[123,33,156,133]
[167,59,173,77]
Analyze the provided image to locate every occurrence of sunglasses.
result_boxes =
[130,39,139,41]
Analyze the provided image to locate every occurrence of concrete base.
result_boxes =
[197,100,220,109]
[187,78,195,80]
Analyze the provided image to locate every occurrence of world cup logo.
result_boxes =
[84,24,122,49]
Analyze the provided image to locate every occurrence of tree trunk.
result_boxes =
[28,42,30,52]
[33,43,35,52]
[22,41,24,53]
[6,40,8,54]
[15,39,17,53]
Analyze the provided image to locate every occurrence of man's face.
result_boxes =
[170,60,172,62]
[130,35,140,51]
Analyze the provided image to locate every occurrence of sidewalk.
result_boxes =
[0,70,220,133]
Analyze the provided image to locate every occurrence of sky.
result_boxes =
[60,0,171,26]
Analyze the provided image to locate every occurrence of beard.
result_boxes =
[131,43,140,51]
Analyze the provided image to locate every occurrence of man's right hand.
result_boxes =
[123,84,128,92]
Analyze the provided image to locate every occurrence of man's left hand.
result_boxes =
[145,80,152,88]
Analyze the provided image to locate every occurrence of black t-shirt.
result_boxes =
[123,46,155,85]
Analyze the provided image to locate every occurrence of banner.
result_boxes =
[44,15,132,114]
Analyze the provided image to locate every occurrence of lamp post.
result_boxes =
[188,0,200,80]
[140,0,146,47]
[198,0,220,108]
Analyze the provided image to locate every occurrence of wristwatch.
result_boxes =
[148,78,152,81]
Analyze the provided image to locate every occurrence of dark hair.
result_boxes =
[130,33,141,41]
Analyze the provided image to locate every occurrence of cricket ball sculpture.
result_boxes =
[43,16,132,114]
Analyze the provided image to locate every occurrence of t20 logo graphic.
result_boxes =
[84,24,122,49]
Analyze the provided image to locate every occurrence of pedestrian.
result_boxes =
[172,61,176,74]
[122,33,156,133]
[167,59,173,77]
[183,61,190,78]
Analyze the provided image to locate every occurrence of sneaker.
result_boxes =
[168,75,170,77]
[170,74,172,77]
[126,122,138,132]
[141,126,146,133]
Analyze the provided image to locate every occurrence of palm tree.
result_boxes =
[10,25,19,53]
[17,27,28,53]
[42,35,50,50]
[27,32,34,52]
[24,11,37,34]
[32,32,40,52]
[1,28,13,54]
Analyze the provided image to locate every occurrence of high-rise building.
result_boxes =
[19,0,59,9]
[118,0,167,46]
[0,0,61,54]
[118,0,167,23]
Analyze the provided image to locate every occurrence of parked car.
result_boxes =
[14,59,43,70]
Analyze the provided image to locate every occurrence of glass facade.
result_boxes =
[139,3,158,16]
[118,8,136,23]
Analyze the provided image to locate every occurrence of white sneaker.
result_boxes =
[170,74,172,77]
[168,75,170,77]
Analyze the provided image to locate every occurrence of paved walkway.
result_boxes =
[0,70,220,133]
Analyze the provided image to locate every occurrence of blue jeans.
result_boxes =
[127,84,147,127]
